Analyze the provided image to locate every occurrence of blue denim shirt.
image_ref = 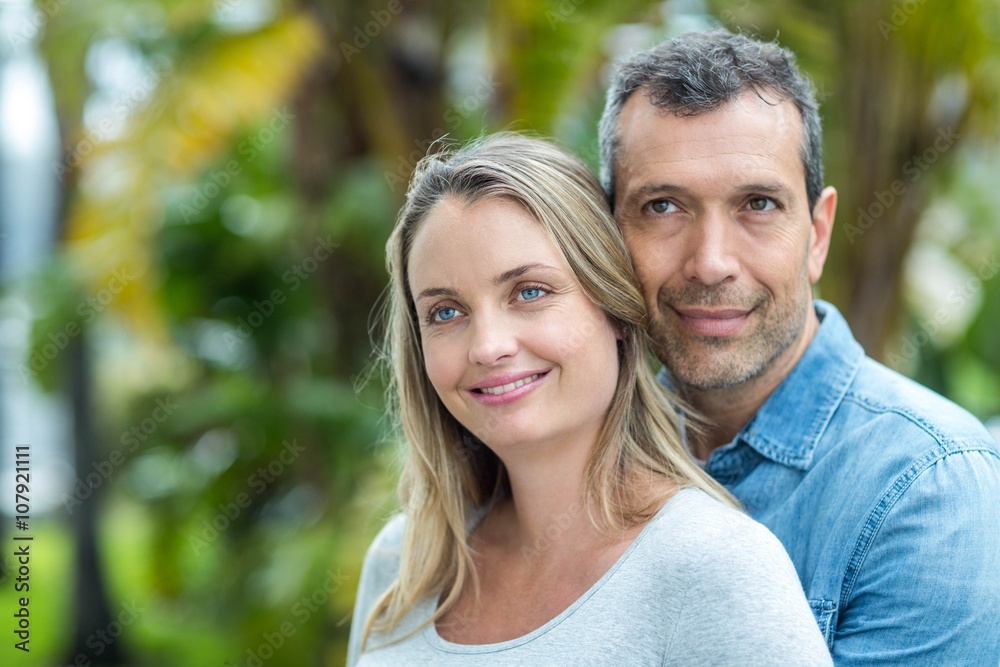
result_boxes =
[665,300,1000,665]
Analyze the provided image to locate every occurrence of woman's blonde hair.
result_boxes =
[364,133,735,649]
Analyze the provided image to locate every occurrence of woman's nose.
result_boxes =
[467,311,518,366]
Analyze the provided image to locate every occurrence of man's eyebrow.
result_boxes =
[620,182,792,210]
[735,183,790,196]
[620,183,687,210]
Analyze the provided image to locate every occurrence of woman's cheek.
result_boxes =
[423,341,459,398]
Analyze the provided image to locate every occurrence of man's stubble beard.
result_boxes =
[649,283,809,391]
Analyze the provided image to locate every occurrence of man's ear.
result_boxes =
[808,186,837,284]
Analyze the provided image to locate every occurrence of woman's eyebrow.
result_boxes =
[414,263,559,303]
[491,263,558,286]
[414,286,459,302]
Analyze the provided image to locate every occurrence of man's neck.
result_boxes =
[680,307,821,461]
[683,381,774,460]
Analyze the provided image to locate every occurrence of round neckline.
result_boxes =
[423,487,697,654]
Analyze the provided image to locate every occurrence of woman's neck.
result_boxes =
[499,440,593,561]
[486,441,674,567]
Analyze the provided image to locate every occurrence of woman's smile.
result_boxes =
[468,370,550,405]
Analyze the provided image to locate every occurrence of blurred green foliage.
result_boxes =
[4,0,998,665]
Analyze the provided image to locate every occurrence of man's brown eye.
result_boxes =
[650,200,672,213]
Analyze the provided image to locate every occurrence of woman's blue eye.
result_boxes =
[519,288,543,301]
[434,307,459,322]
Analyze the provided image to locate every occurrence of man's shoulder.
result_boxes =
[805,353,1000,521]
[842,354,996,453]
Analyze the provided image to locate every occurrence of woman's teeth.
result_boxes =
[479,373,541,395]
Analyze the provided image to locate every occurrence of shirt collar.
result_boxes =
[658,300,863,471]
[738,299,863,470]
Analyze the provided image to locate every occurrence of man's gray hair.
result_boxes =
[598,29,824,212]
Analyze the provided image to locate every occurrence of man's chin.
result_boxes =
[655,339,763,390]
[666,362,759,391]
[656,329,801,392]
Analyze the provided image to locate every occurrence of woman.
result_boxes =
[348,134,831,665]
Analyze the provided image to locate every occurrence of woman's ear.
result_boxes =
[608,317,623,341]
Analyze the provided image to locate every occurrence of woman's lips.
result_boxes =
[468,371,549,406]
[477,373,544,396]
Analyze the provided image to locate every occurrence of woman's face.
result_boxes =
[407,196,621,458]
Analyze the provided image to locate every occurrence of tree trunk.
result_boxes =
[62,331,126,666]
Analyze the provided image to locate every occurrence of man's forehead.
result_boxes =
[615,90,805,204]
[619,87,799,139]
[615,91,804,183]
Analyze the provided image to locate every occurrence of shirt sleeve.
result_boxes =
[833,448,1000,666]
[346,514,406,667]
[664,519,833,667]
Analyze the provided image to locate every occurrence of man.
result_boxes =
[599,29,1000,664]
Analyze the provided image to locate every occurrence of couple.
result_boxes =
[348,29,1000,665]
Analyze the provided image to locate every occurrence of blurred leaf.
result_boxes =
[62,12,324,345]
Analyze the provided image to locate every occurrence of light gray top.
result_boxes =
[347,488,832,666]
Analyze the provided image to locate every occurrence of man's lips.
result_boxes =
[670,307,752,337]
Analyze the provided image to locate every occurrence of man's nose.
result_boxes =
[681,210,740,286]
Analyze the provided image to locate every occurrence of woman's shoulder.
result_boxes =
[360,513,407,575]
[645,490,832,663]
[347,514,408,666]
[352,514,407,630]
[647,487,770,540]
[641,488,791,570]
[370,512,407,551]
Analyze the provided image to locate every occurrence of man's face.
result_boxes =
[613,90,834,390]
